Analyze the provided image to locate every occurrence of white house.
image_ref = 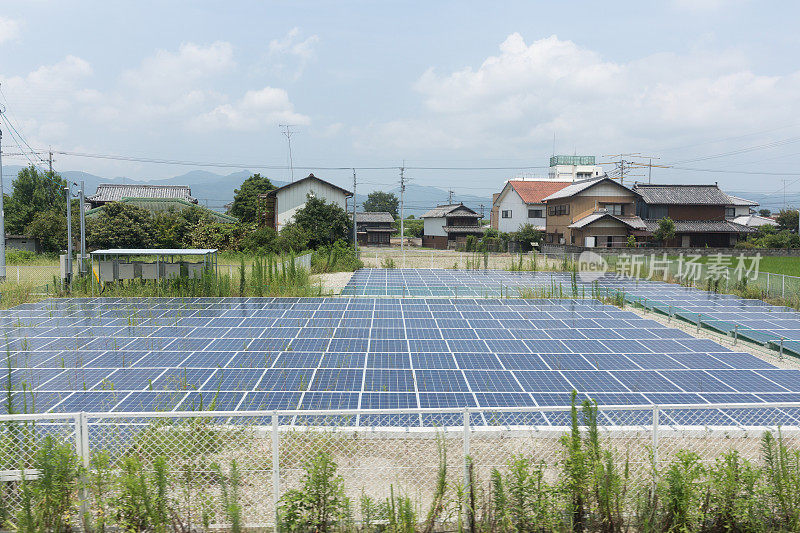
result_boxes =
[262,174,353,230]
[725,195,759,219]
[491,180,571,233]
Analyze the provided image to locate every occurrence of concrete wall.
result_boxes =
[423,217,446,237]
[275,180,349,229]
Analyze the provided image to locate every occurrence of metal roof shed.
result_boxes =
[89,248,218,292]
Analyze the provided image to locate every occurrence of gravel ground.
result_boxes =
[311,271,354,295]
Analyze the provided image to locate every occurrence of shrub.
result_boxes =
[279,452,351,532]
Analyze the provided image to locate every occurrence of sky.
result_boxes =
[2,0,800,211]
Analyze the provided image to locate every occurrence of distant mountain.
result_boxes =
[1,165,491,216]
[384,183,491,218]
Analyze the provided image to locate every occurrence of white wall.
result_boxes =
[496,189,546,232]
[275,179,349,228]
[423,217,446,236]
[548,164,604,181]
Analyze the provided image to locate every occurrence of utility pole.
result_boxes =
[648,158,652,184]
[79,181,87,276]
[783,179,788,209]
[479,204,485,218]
[448,189,454,204]
[400,166,405,268]
[279,124,296,182]
[0,125,5,281]
[65,184,72,287]
[352,169,357,253]
[48,148,53,175]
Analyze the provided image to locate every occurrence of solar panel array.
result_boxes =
[3,296,800,427]
[342,269,800,350]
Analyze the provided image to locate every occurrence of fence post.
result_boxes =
[780,338,785,360]
[767,272,771,294]
[75,413,90,528]
[697,313,701,332]
[782,274,785,299]
[463,408,471,509]
[652,404,660,470]
[733,325,738,345]
[272,411,280,528]
[16,266,19,284]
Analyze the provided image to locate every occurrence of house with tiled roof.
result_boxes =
[85,197,237,223]
[542,177,646,247]
[421,203,483,249]
[87,184,196,209]
[491,180,572,233]
[632,183,756,247]
[352,212,395,246]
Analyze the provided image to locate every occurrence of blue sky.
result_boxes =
[2,0,800,209]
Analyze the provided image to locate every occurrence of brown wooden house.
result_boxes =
[542,177,646,247]
[353,212,394,246]
[632,184,755,247]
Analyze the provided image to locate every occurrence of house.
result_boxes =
[542,177,645,247]
[421,203,484,249]
[87,184,196,209]
[725,195,759,219]
[260,174,353,231]
[632,184,756,247]
[353,212,395,246]
[491,180,572,233]
[85,197,237,223]
[5,234,41,253]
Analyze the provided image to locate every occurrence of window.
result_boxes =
[528,209,543,218]
[725,207,735,218]
[501,210,512,218]
[604,203,624,216]
[548,204,570,216]
[546,233,554,243]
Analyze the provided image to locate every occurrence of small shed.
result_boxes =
[89,248,218,288]
[5,234,41,253]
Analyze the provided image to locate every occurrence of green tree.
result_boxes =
[153,205,209,248]
[653,217,676,244]
[5,166,67,234]
[230,173,276,223]
[776,208,799,232]
[759,208,772,217]
[512,223,543,251]
[274,223,311,253]
[87,202,157,250]
[293,194,352,248]
[363,191,399,218]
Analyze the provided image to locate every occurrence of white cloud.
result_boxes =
[358,33,800,157]
[121,41,234,97]
[0,17,20,44]
[268,27,319,80]
[193,86,310,131]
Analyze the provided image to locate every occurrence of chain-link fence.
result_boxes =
[2,402,799,529]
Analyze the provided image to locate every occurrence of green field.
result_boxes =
[662,255,800,277]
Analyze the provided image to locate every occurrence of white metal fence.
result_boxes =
[2,402,799,529]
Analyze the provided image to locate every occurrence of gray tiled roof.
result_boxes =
[352,211,395,223]
[569,212,646,230]
[726,195,759,206]
[88,184,196,203]
[642,219,755,233]
[443,226,485,234]
[420,204,480,218]
[633,184,732,205]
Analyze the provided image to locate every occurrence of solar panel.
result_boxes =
[3,295,798,428]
